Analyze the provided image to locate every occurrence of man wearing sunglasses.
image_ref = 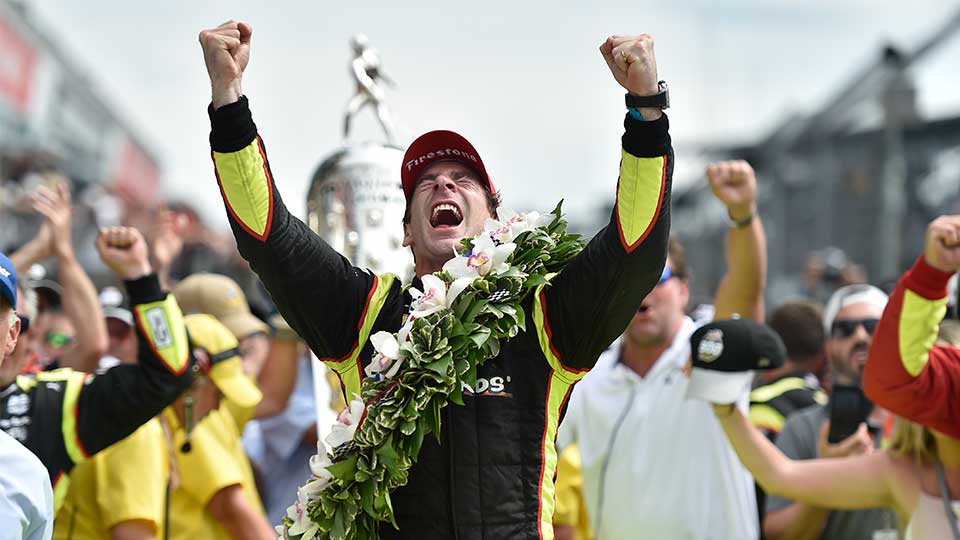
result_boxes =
[764,283,896,540]
[557,160,767,540]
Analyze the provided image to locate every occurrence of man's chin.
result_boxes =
[428,228,465,250]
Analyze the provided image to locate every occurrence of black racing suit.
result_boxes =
[0,274,194,513]
[208,97,672,540]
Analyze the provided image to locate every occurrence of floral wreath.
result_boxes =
[279,202,585,540]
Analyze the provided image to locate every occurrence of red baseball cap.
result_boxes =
[401,130,495,201]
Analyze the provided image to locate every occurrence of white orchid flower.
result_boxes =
[445,234,515,279]
[308,441,334,486]
[286,497,319,538]
[298,475,327,506]
[408,274,473,319]
[325,397,365,449]
[498,207,551,237]
[397,317,414,344]
[366,331,405,379]
[483,208,550,243]
[408,274,449,318]
[483,216,513,243]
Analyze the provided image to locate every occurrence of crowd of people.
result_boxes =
[0,19,958,540]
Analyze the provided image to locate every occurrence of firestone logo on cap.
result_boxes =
[404,148,480,172]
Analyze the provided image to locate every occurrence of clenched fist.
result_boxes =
[706,160,757,221]
[600,34,661,119]
[97,227,152,281]
[199,20,253,108]
[924,215,960,273]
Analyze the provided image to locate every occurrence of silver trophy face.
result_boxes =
[307,142,414,281]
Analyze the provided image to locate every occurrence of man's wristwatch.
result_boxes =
[625,80,670,110]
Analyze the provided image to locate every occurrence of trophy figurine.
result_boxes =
[343,33,398,145]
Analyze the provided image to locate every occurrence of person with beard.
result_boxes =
[763,284,898,540]
[556,159,767,540]
[199,20,672,540]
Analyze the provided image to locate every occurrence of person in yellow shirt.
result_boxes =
[53,313,273,540]
[164,313,274,540]
[553,444,594,540]
[53,418,166,540]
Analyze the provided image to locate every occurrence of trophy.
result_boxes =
[307,34,413,432]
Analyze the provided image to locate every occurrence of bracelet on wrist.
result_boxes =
[728,209,756,229]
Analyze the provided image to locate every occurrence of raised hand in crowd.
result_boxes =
[10,181,108,372]
[706,160,767,320]
[707,160,757,223]
[199,20,252,108]
[923,214,960,273]
[96,227,152,281]
[32,182,75,260]
[817,421,873,459]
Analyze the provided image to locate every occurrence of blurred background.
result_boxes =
[2,0,959,305]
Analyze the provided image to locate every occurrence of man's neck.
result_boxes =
[621,318,684,378]
[414,259,445,279]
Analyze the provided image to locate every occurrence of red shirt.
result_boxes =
[863,256,960,439]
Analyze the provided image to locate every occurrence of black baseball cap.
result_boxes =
[686,318,786,403]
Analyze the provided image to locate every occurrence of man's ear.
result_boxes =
[4,317,21,357]
[402,222,413,248]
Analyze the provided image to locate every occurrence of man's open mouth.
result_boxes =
[430,202,463,228]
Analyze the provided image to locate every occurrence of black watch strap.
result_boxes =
[625,80,670,110]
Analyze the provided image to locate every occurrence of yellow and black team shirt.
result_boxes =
[0,274,192,513]
[748,372,827,438]
[208,97,672,540]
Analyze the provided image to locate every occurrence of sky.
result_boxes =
[25,0,960,230]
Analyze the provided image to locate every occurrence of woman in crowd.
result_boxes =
[711,215,960,539]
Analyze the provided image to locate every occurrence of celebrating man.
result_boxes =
[200,21,672,539]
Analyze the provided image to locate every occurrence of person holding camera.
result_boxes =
[702,313,960,540]
[761,284,897,539]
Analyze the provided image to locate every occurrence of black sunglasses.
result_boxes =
[831,318,880,339]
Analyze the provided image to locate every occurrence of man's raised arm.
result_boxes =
[863,215,960,439]
[536,34,671,377]
[707,160,767,322]
[198,21,403,375]
[66,227,194,461]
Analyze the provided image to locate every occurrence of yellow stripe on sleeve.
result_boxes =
[212,138,274,241]
[61,371,90,465]
[533,286,590,384]
[537,373,577,540]
[748,377,810,403]
[328,274,397,398]
[899,290,947,376]
[52,473,71,515]
[615,152,666,252]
